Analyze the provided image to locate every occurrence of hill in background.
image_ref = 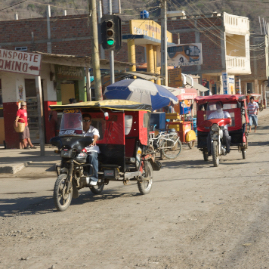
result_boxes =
[0,0,268,34]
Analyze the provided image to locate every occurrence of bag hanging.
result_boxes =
[14,118,25,133]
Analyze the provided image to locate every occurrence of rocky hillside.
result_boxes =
[0,0,268,33]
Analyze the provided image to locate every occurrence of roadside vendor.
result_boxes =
[82,113,100,186]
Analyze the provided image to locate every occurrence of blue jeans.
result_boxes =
[86,152,98,179]
[248,114,258,126]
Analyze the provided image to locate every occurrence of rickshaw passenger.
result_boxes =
[82,113,100,186]
[207,102,231,156]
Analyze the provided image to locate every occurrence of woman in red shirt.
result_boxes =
[15,101,36,149]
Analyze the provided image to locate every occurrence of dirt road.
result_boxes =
[0,113,269,269]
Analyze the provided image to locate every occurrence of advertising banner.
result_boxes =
[167,43,203,67]
[222,72,228,94]
[235,76,241,94]
[0,49,41,76]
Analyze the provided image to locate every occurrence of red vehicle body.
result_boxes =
[195,95,249,165]
[50,100,161,211]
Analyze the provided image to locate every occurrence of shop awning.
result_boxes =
[35,51,132,71]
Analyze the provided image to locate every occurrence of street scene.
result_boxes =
[0,0,269,268]
[0,109,269,269]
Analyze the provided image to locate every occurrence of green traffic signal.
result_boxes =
[107,39,114,45]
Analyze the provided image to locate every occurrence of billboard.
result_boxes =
[130,20,172,42]
[167,43,203,67]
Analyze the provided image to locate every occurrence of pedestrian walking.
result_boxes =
[247,96,259,133]
[15,101,36,149]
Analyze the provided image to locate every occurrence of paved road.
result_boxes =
[0,111,269,269]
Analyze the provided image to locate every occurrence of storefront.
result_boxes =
[0,50,131,149]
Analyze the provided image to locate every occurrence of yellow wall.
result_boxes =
[61,84,75,105]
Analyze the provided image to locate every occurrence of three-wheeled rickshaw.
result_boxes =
[50,100,161,211]
[195,95,249,167]
[166,89,197,149]
[247,93,264,111]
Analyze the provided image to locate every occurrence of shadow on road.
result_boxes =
[248,141,269,146]
[0,188,140,217]
[161,159,208,169]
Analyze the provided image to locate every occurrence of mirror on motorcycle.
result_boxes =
[104,112,109,121]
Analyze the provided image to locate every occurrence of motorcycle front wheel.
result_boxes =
[53,174,73,211]
[138,162,153,195]
[212,141,219,167]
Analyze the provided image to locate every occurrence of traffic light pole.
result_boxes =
[108,0,115,84]
[89,0,102,100]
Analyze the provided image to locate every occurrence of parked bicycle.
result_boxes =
[149,129,182,160]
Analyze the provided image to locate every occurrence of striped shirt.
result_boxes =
[247,102,259,115]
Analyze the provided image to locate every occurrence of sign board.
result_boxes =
[235,76,241,94]
[55,65,84,80]
[167,43,203,67]
[130,20,172,43]
[168,68,182,88]
[222,72,228,94]
[229,76,235,94]
[0,49,41,76]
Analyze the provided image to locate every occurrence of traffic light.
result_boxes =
[101,15,122,51]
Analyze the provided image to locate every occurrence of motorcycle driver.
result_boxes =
[207,101,231,156]
[82,113,100,186]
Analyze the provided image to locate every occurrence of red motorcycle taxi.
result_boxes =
[50,100,161,211]
[195,95,249,167]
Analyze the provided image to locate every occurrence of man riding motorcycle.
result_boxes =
[82,113,100,186]
[207,101,231,156]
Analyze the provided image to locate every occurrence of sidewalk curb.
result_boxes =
[0,161,33,174]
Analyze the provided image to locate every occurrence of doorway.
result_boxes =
[25,79,44,143]
[61,82,76,105]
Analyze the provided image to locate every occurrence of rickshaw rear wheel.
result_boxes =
[212,141,219,167]
[188,140,195,149]
[242,149,246,159]
[203,149,208,161]
[138,162,153,195]
[53,174,73,212]
[90,179,105,195]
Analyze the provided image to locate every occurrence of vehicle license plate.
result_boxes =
[104,170,114,177]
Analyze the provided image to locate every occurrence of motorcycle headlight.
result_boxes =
[211,124,219,132]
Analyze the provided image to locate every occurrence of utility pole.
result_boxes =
[35,76,45,156]
[109,0,115,84]
[161,0,168,86]
[89,0,103,100]
[47,5,52,53]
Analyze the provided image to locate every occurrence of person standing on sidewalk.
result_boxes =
[247,96,259,133]
[15,101,36,149]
